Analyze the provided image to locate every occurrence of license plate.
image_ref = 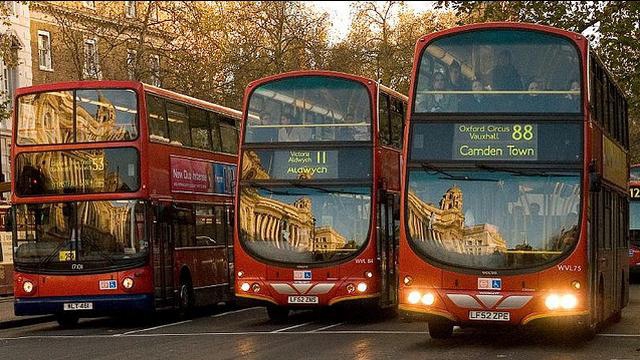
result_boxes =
[63,302,93,311]
[287,296,318,304]
[468,310,510,321]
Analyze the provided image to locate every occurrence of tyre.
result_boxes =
[178,280,195,319]
[428,319,454,339]
[56,314,80,328]
[266,306,289,323]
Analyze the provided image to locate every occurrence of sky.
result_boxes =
[309,1,438,43]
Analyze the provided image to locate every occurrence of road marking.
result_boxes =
[308,322,344,333]
[118,320,192,335]
[211,307,261,318]
[271,321,314,333]
[598,333,640,337]
[3,330,640,341]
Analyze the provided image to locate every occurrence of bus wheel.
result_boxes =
[178,280,194,319]
[428,319,454,339]
[56,314,79,328]
[266,305,289,323]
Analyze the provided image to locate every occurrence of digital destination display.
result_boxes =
[452,123,538,161]
[241,148,371,181]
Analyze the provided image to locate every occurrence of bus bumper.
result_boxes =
[14,294,154,316]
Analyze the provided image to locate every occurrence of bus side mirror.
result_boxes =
[589,161,601,193]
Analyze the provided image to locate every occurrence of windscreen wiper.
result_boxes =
[475,164,565,177]
[291,181,368,196]
[78,234,116,265]
[245,182,294,196]
[418,162,497,182]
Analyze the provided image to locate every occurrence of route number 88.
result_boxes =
[512,125,533,141]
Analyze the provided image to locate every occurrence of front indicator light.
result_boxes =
[403,276,413,286]
[421,293,435,306]
[240,282,251,292]
[357,282,367,293]
[237,271,244,278]
[346,283,356,294]
[252,283,261,292]
[545,294,561,310]
[122,277,134,289]
[561,294,578,309]
[364,271,373,279]
[408,291,421,304]
[571,281,581,290]
[23,281,34,293]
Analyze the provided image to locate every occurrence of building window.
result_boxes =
[149,3,159,21]
[83,38,100,79]
[150,54,160,86]
[126,49,137,80]
[0,60,16,110]
[125,1,136,18]
[82,1,96,9]
[37,30,52,71]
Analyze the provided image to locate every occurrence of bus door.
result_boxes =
[153,204,175,308]
[378,191,398,306]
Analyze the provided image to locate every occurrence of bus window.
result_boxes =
[219,116,238,154]
[17,91,74,145]
[195,205,216,246]
[76,89,138,142]
[379,93,390,146]
[414,30,581,114]
[214,206,226,246]
[166,102,191,147]
[173,205,194,248]
[209,112,223,152]
[189,107,212,150]
[147,94,168,143]
[390,98,404,148]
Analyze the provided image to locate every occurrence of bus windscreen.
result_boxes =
[245,76,371,143]
[15,148,140,196]
[17,89,138,145]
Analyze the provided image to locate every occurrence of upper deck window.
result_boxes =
[245,76,371,143]
[17,89,138,145]
[414,30,581,114]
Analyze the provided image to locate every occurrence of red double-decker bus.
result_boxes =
[629,165,640,276]
[11,81,240,326]
[234,71,407,320]
[399,23,629,338]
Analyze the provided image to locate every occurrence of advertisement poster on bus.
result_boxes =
[170,156,236,196]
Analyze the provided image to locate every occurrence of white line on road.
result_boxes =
[308,322,344,333]
[211,307,261,318]
[118,320,192,336]
[271,321,315,333]
[2,330,640,341]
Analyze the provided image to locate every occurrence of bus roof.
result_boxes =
[245,70,407,102]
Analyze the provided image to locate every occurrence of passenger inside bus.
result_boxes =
[278,112,310,142]
[416,72,458,112]
[522,80,547,112]
[448,60,471,91]
[458,80,492,112]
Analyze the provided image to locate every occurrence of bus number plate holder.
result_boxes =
[287,296,318,304]
[63,302,93,311]
[468,311,510,321]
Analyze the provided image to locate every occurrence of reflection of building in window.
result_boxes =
[313,227,346,252]
[407,186,506,255]
[240,189,315,251]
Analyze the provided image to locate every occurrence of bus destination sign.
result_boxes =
[453,124,538,161]
[273,150,337,180]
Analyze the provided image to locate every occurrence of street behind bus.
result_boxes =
[1,280,639,360]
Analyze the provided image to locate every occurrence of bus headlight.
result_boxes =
[357,282,367,293]
[545,294,561,310]
[561,294,578,309]
[421,293,435,306]
[240,282,251,292]
[408,291,421,304]
[23,281,34,294]
[122,277,134,289]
